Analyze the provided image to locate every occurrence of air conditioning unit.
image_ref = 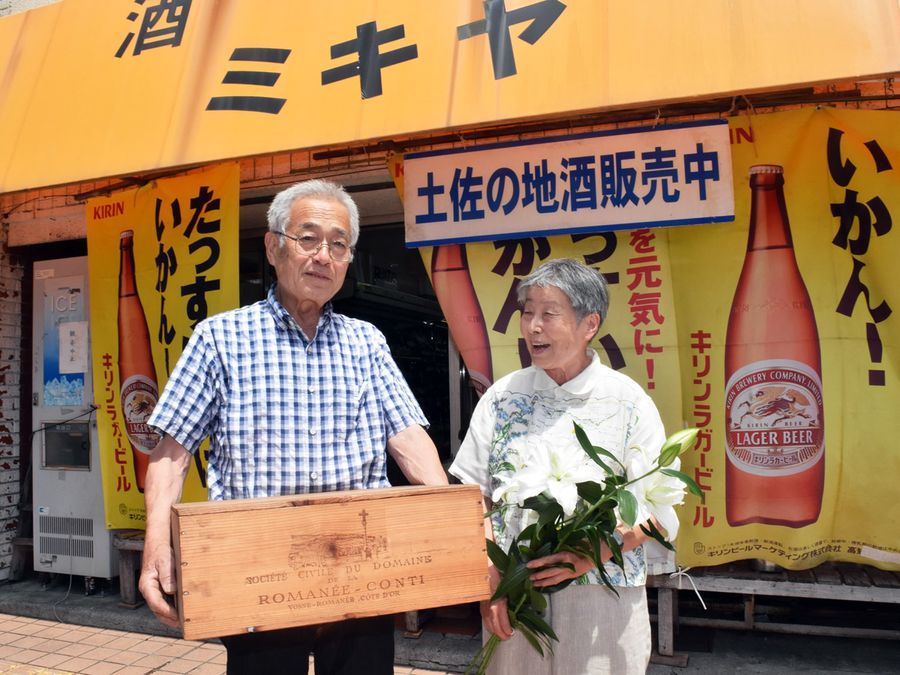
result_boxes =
[35,512,116,577]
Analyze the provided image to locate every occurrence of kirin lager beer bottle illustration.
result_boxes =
[118,230,160,493]
[724,165,825,527]
[431,244,493,395]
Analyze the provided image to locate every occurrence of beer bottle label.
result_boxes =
[725,359,824,477]
[121,374,160,454]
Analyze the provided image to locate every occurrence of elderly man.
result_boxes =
[139,179,448,675]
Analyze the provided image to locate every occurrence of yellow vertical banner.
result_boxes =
[670,108,900,570]
[419,109,899,570]
[87,163,239,529]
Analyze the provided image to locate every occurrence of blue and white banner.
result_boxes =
[404,119,734,246]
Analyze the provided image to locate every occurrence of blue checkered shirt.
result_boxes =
[148,287,428,500]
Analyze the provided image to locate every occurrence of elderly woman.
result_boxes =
[449,258,668,675]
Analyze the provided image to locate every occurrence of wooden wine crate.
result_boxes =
[172,484,489,640]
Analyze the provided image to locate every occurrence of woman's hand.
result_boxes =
[526,550,598,588]
[482,564,515,640]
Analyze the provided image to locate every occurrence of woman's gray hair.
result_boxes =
[517,258,610,322]
[266,179,360,246]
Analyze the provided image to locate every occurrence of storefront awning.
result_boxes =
[1,0,899,195]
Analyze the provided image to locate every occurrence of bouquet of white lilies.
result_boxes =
[466,422,702,674]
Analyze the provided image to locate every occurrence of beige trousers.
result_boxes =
[486,584,651,675]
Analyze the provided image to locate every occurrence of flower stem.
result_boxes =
[557,496,615,548]
[465,592,530,674]
[465,634,500,675]
[621,466,661,488]
[511,592,528,616]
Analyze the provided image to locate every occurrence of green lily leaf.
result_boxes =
[573,422,623,473]
[523,493,559,512]
[586,535,603,570]
[515,622,547,656]
[486,539,508,571]
[606,531,623,560]
[506,544,525,575]
[518,608,559,642]
[609,541,625,569]
[483,503,503,519]
[492,560,531,601]
[532,540,555,559]
[538,578,577,594]
[518,523,538,545]
[616,488,638,526]
[605,473,627,488]
[600,509,618,529]
[528,587,547,613]
[661,467,705,500]
[537,504,562,533]
[576,480,607,503]
[640,519,675,551]
[596,562,622,594]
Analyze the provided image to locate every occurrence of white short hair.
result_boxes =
[517,258,610,323]
[266,179,360,246]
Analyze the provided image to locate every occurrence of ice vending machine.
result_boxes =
[32,257,118,579]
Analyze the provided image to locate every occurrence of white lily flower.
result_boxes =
[510,441,606,517]
[625,444,685,540]
[491,472,521,506]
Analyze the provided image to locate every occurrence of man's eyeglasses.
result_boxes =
[277,232,354,262]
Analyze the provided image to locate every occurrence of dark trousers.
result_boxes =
[220,615,395,675]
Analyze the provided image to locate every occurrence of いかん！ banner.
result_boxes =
[87,163,239,529]
[428,108,899,570]
[671,108,899,570]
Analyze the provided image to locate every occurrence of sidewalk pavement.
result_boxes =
[2,576,899,674]
[0,612,463,675]
[1,613,226,675]
[0,577,478,674]
[0,614,464,675]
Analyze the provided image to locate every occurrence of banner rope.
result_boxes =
[668,566,707,610]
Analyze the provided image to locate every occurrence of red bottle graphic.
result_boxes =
[431,244,493,395]
[724,165,825,527]
[118,230,160,493]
